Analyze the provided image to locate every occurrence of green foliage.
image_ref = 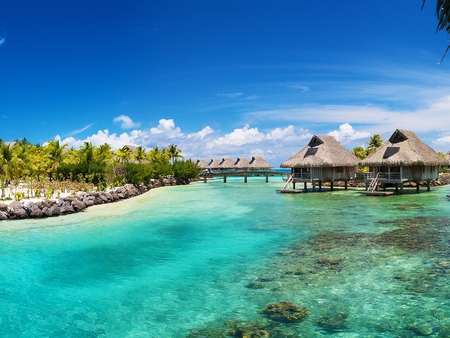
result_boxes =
[124,163,154,185]
[352,146,367,160]
[57,163,109,184]
[172,160,201,180]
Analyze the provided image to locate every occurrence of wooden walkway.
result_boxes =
[200,170,287,183]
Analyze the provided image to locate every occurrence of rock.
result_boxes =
[0,203,8,212]
[71,199,86,211]
[0,211,8,220]
[50,206,61,216]
[29,208,44,218]
[22,201,40,214]
[9,207,28,219]
[262,301,311,323]
[42,207,53,217]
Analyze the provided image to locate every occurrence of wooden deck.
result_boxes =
[276,189,305,194]
[360,191,394,196]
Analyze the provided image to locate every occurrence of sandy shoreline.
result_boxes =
[0,177,190,221]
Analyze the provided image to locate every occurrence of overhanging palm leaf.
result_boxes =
[423,0,450,61]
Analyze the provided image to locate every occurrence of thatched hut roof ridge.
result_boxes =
[280,135,359,168]
[361,129,448,167]
[249,156,274,169]
[234,157,251,168]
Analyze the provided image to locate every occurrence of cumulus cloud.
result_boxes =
[53,119,375,164]
[150,118,183,138]
[113,115,141,129]
[328,123,371,144]
[187,126,215,140]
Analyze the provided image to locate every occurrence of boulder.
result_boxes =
[9,207,28,219]
[50,206,61,216]
[29,208,44,218]
[71,199,86,211]
[0,211,8,220]
[0,203,8,212]
[42,207,53,217]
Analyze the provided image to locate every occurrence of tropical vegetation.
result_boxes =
[0,139,201,200]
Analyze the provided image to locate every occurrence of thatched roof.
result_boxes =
[280,135,359,168]
[361,129,449,167]
[208,158,222,169]
[234,157,251,168]
[249,156,273,169]
[219,158,236,169]
[196,159,209,169]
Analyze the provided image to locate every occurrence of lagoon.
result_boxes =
[0,177,450,337]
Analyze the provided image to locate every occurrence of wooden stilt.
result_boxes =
[244,175,247,183]
[223,176,227,183]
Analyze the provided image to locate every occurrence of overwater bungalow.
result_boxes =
[248,156,274,171]
[360,129,448,193]
[218,158,236,171]
[234,157,251,171]
[280,135,359,192]
[196,159,209,170]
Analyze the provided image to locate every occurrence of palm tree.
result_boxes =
[116,145,133,164]
[45,140,67,179]
[167,144,183,164]
[366,134,383,155]
[79,142,94,164]
[133,146,146,163]
[352,146,367,160]
[95,143,113,165]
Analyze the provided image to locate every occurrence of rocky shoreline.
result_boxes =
[0,176,189,221]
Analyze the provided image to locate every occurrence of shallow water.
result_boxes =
[0,177,449,337]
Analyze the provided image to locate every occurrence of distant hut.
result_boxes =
[248,156,273,170]
[196,159,209,169]
[234,157,251,171]
[280,135,359,191]
[208,158,222,173]
[219,158,236,170]
[360,129,448,193]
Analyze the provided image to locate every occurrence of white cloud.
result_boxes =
[328,123,371,144]
[206,124,266,149]
[113,115,141,129]
[68,123,95,136]
[217,93,243,99]
[187,126,215,140]
[52,119,379,165]
[243,94,450,136]
[150,118,183,138]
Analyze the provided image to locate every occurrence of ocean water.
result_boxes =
[0,177,450,337]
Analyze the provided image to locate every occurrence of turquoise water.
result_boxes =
[1,177,450,337]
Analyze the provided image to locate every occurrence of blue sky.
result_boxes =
[1,0,450,165]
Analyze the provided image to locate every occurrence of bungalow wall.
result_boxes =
[371,165,439,182]
[292,166,356,181]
